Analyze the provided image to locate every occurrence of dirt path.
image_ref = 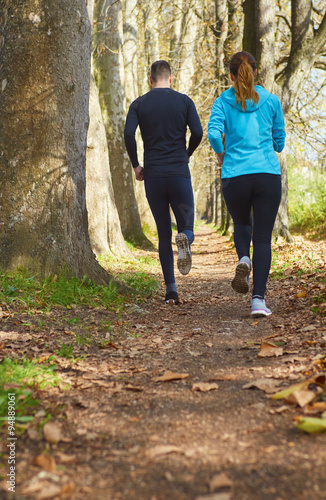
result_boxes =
[1,225,326,500]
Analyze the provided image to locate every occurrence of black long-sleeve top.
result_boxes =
[124,87,203,179]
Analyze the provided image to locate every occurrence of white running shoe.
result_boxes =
[232,260,250,294]
[251,298,272,317]
[175,233,192,275]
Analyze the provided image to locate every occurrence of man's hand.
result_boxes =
[216,151,225,166]
[134,165,144,181]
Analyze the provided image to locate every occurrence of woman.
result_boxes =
[208,51,286,317]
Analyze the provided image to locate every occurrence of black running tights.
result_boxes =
[222,173,282,298]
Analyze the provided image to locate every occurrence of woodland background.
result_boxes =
[1,0,326,282]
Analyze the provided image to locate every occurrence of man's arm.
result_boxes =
[124,101,140,168]
[186,100,203,158]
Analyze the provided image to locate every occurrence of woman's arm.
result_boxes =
[272,97,286,153]
[208,99,225,154]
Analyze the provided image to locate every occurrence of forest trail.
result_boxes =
[1,224,326,500]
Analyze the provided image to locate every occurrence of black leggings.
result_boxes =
[222,173,281,298]
[145,177,194,286]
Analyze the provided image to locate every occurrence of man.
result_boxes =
[124,60,203,305]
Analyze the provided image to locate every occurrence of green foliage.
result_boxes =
[99,249,160,297]
[288,158,326,238]
[0,269,121,312]
[0,357,59,390]
[0,387,39,423]
[56,343,75,359]
[118,272,159,295]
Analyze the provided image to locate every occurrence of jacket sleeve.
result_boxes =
[124,100,140,168]
[208,98,225,154]
[186,99,203,157]
[272,96,286,153]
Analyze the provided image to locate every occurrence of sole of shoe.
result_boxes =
[175,233,192,275]
[251,309,272,317]
[231,262,249,294]
[165,298,179,305]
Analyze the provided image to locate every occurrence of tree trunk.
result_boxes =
[122,0,156,234]
[86,75,129,257]
[93,0,148,244]
[243,0,326,241]
[0,0,116,285]
[123,0,139,109]
[254,0,275,90]
[273,149,292,241]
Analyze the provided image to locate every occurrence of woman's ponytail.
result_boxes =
[229,52,259,111]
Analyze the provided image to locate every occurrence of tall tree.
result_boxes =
[0,0,115,284]
[86,0,128,257]
[243,0,326,240]
[122,0,156,234]
[93,0,149,244]
[86,75,129,257]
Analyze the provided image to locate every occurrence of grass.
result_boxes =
[0,252,160,312]
[0,357,60,390]
[0,356,62,423]
[0,387,39,423]
[0,270,121,312]
[288,158,326,238]
[99,249,160,297]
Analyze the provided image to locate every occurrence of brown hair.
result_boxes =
[151,60,171,83]
[229,52,259,111]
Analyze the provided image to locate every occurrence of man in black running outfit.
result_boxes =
[124,60,203,304]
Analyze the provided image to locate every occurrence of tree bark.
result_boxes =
[243,0,326,241]
[122,0,156,235]
[93,0,148,244]
[0,0,116,285]
[86,75,129,257]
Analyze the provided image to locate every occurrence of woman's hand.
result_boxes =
[216,151,225,166]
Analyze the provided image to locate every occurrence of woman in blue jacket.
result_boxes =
[208,51,286,317]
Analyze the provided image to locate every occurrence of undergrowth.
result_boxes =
[288,158,326,239]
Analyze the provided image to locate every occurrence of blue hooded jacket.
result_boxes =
[208,85,286,179]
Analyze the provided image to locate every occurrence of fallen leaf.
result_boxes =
[295,291,307,298]
[297,416,326,434]
[32,454,56,473]
[37,355,53,364]
[304,402,326,415]
[43,422,62,443]
[257,342,283,358]
[272,374,325,401]
[285,389,321,408]
[99,341,120,349]
[37,483,63,499]
[209,472,232,492]
[301,325,316,332]
[243,378,282,394]
[125,384,143,391]
[55,452,77,464]
[151,371,189,382]
[146,445,183,458]
[269,405,290,414]
[192,382,219,392]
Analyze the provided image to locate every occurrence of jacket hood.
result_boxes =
[220,85,271,112]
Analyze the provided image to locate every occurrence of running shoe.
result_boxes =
[165,291,179,305]
[251,298,272,317]
[175,233,192,275]
[231,260,250,294]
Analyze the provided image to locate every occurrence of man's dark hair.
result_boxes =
[151,60,171,83]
